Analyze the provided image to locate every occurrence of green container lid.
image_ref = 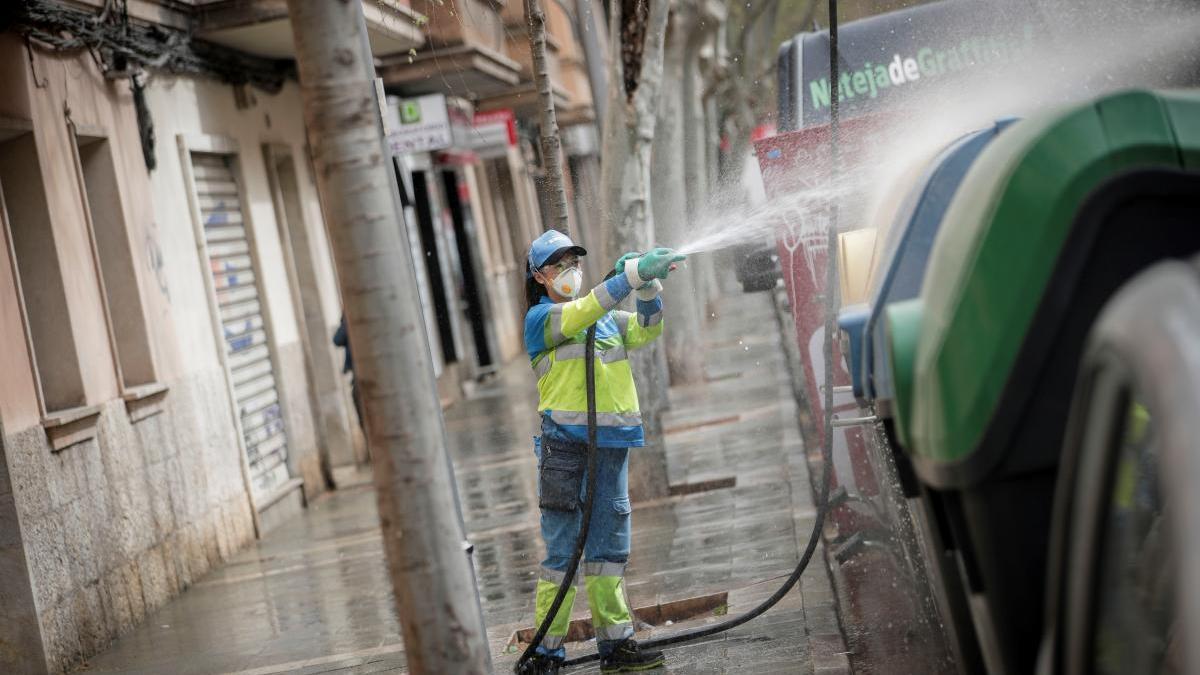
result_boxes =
[887,89,1200,482]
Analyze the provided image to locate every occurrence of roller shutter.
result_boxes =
[192,151,291,500]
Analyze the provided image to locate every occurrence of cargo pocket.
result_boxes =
[538,442,586,512]
[609,497,632,556]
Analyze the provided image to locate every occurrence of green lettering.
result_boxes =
[852,71,869,95]
[810,78,830,110]
[917,47,937,76]
[947,48,963,71]
[839,72,855,100]
[874,65,890,89]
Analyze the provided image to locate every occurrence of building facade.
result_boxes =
[0,0,608,670]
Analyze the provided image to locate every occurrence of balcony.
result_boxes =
[193,0,426,59]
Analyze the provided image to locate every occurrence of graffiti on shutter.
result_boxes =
[193,152,291,500]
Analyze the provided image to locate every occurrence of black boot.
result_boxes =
[600,638,665,673]
[518,652,562,674]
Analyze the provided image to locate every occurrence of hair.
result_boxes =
[523,248,571,312]
[525,264,547,310]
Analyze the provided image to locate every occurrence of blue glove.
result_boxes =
[637,247,686,281]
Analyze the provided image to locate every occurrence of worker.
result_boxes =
[522,229,684,674]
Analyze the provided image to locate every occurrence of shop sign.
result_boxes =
[387,94,453,154]
[455,109,518,158]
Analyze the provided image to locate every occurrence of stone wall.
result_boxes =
[2,369,254,673]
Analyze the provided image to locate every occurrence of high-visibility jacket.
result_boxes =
[524,271,664,447]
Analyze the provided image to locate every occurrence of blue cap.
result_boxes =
[526,230,587,277]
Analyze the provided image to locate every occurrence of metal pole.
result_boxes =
[822,0,840,508]
[284,3,491,673]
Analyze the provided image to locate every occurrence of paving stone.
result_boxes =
[83,293,845,674]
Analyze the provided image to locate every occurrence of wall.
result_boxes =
[0,36,257,673]
[145,75,333,493]
[0,31,359,672]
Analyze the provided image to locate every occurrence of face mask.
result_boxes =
[551,267,583,299]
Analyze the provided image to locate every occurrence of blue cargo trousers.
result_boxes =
[532,442,634,660]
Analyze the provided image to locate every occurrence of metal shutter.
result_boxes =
[192,152,291,500]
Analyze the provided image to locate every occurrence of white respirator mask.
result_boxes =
[552,267,583,299]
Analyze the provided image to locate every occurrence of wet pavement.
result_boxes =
[81,292,848,674]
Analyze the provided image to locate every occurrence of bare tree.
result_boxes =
[719,0,817,185]
[599,0,672,500]
[285,2,490,672]
[652,2,708,385]
[683,5,725,311]
[526,0,571,232]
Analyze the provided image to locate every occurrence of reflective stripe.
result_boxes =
[593,282,617,310]
[639,310,663,328]
[548,305,566,344]
[583,561,627,578]
[554,343,586,360]
[596,622,633,641]
[550,410,642,427]
[532,356,551,378]
[555,343,628,364]
[542,635,566,649]
[601,347,628,364]
[612,312,630,336]
[540,566,568,585]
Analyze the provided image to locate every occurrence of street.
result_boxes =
[80,292,850,674]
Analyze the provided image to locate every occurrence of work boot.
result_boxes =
[600,638,665,673]
[519,653,562,674]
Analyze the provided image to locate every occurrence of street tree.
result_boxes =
[525,0,571,233]
[284,2,491,672]
[652,1,715,385]
[599,0,672,500]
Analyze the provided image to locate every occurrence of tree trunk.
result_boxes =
[285,3,490,673]
[526,0,571,232]
[599,0,672,501]
[575,0,609,135]
[683,20,723,315]
[653,8,706,385]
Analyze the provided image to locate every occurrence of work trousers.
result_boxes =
[533,443,634,659]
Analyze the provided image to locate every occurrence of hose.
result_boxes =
[559,396,833,669]
[514,322,601,674]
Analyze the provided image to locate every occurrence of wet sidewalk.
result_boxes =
[82,292,848,674]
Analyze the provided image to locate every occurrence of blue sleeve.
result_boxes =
[524,304,551,360]
[635,296,663,325]
[603,273,634,301]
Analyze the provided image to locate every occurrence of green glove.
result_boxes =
[614,251,641,276]
[637,247,686,281]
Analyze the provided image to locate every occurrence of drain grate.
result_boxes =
[507,591,729,651]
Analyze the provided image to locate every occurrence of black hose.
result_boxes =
[514,323,600,673]
[560,412,833,668]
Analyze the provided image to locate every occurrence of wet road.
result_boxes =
[82,292,849,674]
